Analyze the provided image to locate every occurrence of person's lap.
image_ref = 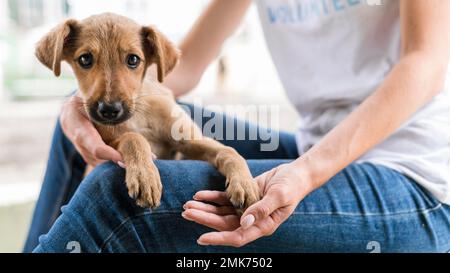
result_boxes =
[26,103,450,253]
[24,102,298,252]
[33,159,449,253]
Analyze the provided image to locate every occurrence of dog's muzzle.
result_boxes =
[89,100,130,125]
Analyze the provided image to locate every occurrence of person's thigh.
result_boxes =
[33,161,450,253]
[178,102,299,160]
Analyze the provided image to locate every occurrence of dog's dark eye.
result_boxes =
[78,53,93,69]
[126,54,140,69]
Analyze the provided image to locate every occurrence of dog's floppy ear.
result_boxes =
[142,26,180,82]
[35,19,79,77]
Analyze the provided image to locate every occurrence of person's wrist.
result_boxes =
[290,156,318,200]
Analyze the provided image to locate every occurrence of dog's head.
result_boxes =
[35,13,179,125]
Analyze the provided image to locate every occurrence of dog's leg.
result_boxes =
[113,132,162,208]
[167,109,260,212]
[177,137,260,213]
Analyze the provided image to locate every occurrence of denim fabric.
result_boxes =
[25,103,450,253]
[23,121,86,252]
[33,160,450,253]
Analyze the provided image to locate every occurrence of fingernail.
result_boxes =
[151,153,157,160]
[197,239,208,246]
[181,212,191,220]
[193,195,197,200]
[241,214,255,229]
[117,161,126,168]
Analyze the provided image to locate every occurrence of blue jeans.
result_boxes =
[25,104,450,253]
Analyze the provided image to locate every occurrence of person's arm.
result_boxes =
[163,0,252,96]
[183,0,450,247]
[296,0,450,189]
[61,0,250,164]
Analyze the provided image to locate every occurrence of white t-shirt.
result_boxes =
[255,0,450,204]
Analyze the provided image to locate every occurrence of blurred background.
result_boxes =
[0,0,297,252]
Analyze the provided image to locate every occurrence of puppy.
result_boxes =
[35,13,260,212]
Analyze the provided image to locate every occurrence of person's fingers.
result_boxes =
[182,209,240,231]
[92,144,123,163]
[197,225,262,247]
[183,200,236,215]
[117,161,126,168]
[77,126,122,163]
[198,216,279,247]
[76,145,105,166]
[240,189,286,229]
[75,143,98,165]
[193,191,232,206]
[74,144,90,162]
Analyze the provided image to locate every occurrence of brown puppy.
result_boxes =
[35,13,260,212]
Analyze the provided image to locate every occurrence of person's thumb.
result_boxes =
[240,192,282,229]
[93,144,123,163]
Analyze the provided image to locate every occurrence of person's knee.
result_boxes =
[33,163,130,252]
[70,162,133,215]
[77,159,284,212]
[59,161,154,239]
[77,160,224,212]
[153,160,224,210]
[81,162,125,197]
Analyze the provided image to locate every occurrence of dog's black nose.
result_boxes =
[97,101,124,121]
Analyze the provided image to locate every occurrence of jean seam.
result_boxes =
[291,203,443,217]
[98,211,182,252]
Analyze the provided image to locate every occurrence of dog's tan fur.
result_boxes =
[35,13,260,211]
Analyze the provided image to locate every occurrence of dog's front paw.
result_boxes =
[226,175,260,215]
[125,162,162,209]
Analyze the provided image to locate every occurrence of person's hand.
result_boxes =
[60,95,123,166]
[181,162,315,247]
